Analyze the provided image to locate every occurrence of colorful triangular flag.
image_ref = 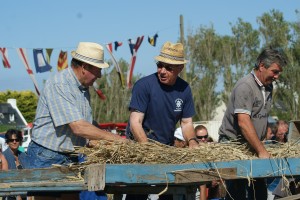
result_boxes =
[127,36,144,88]
[148,33,158,46]
[16,48,40,96]
[0,48,11,68]
[45,48,53,64]
[114,41,123,51]
[33,49,52,73]
[57,50,68,71]
[106,43,125,88]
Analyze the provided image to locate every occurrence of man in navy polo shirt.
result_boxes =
[125,41,198,200]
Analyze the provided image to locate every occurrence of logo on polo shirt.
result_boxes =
[174,98,183,112]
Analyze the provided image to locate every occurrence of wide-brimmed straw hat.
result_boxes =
[71,42,109,69]
[155,41,188,65]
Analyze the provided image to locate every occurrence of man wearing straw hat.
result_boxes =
[125,41,198,200]
[218,47,288,200]
[28,42,126,169]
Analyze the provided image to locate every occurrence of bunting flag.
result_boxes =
[128,39,135,56]
[33,49,52,73]
[127,36,144,88]
[57,50,68,71]
[0,48,11,68]
[16,48,40,96]
[114,41,122,51]
[106,43,125,88]
[148,33,158,46]
[93,82,106,100]
[45,48,53,64]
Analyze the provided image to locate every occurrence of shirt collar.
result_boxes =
[251,70,263,87]
[67,67,89,92]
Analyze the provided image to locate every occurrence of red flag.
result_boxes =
[16,48,40,96]
[106,43,125,88]
[57,51,68,71]
[93,82,106,100]
[0,48,11,68]
[127,36,144,88]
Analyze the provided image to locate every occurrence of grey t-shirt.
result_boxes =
[219,72,272,141]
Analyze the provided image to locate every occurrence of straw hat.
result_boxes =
[155,41,188,65]
[71,42,109,69]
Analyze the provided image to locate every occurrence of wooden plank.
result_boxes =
[84,164,105,191]
[0,166,80,184]
[105,158,300,185]
[174,168,237,183]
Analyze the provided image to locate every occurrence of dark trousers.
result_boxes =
[225,178,267,200]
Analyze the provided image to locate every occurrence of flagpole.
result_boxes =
[180,14,187,81]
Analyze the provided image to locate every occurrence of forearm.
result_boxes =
[129,111,148,143]
[238,114,269,158]
[181,118,198,148]
[69,120,124,141]
[130,124,148,143]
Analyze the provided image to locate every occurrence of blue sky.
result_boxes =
[0,0,299,92]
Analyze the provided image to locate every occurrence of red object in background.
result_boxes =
[98,123,127,136]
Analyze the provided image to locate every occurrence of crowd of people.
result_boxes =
[0,41,291,200]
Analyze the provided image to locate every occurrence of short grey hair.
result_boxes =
[255,47,288,69]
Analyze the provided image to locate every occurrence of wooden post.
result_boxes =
[180,14,187,81]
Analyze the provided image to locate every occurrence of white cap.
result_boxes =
[174,128,185,141]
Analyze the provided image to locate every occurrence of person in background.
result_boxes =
[0,135,8,152]
[0,152,8,170]
[195,125,225,200]
[267,120,289,199]
[126,41,198,200]
[195,125,211,143]
[27,42,127,200]
[174,127,187,148]
[271,120,288,143]
[218,47,288,200]
[3,129,29,200]
[263,123,276,144]
[3,129,29,170]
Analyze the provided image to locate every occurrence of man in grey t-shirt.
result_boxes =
[219,47,288,200]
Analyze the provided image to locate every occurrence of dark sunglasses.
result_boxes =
[157,62,181,72]
[7,138,20,143]
[196,135,208,140]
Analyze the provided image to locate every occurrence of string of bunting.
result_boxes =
[0,33,159,95]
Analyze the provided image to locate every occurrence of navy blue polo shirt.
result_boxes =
[126,73,195,145]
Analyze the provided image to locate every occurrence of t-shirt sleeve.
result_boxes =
[45,83,83,127]
[182,85,196,118]
[129,80,149,113]
[233,83,253,115]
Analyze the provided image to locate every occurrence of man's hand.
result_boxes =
[258,150,271,159]
[188,139,199,149]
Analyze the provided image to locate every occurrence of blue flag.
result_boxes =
[33,49,52,73]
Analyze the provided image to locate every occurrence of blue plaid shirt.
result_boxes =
[31,67,92,152]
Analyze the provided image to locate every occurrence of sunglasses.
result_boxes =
[7,138,20,143]
[157,62,181,72]
[196,135,208,140]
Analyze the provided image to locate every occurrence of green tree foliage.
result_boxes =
[0,90,38,123]
[186,25,221,121]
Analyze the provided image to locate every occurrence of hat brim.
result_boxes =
[71,51,109,69]
[155,55,188,65]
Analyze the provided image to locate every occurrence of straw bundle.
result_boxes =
[75,140,300,166]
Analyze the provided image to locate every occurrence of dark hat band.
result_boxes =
[73,52,105,64]
[159,52,184,61]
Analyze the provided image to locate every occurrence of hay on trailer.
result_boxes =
[75,140,300,166]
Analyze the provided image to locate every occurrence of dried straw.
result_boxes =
[75,140,300,166]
